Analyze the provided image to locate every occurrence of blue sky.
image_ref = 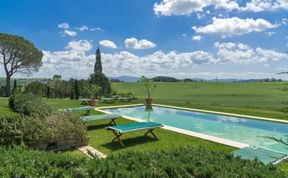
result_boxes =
[0,0,288,79]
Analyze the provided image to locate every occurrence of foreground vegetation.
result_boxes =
[0,146,285,178]
[113,82,288,119]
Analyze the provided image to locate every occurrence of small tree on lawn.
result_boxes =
[0,33,43,96]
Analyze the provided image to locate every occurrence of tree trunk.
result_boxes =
[5,75,11,97]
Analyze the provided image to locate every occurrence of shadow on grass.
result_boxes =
[87,123,111,131]
[101,135,159,151]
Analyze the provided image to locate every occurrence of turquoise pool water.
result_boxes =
[105,106,288,154]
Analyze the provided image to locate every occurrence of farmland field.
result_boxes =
[112,82,288,120]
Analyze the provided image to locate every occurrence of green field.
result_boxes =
[112,82,288,120]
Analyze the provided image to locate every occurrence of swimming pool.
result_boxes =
[104,105,288,154]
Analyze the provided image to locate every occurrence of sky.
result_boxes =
[0,0,288,80]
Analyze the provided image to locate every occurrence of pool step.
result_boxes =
[233,146,288,165]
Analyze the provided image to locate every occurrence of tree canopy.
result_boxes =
[0,33,43,96]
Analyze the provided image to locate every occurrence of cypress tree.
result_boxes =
[46,86,50,99]
[70,88,74,100]
[12,79,17,95]
[75,80,80,100]
[94,48,102,73]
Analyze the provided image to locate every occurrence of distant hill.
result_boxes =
[109,76,140,82]
[152,76,180,82]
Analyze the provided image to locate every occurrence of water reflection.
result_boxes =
[145,105,153,122]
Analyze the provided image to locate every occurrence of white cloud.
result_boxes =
[63,30,77,37]
[77,25,103,32]
[65,40,93,51]
[78,25,89,31]
[153,0,287,16]
[91,27,103,31]
[30,42,288,79]
[124,38,156,49]
[192,35,202,41]
[194,17,277,37]
[99,40,117,49]
[214,42,288,64]
[154,0,239,16]
[58,23,70,29]
[241,0,288,12]
[57,22,77,37]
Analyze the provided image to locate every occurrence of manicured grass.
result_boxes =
[0,97,18,117]
[86,118,234,155]
[112,82,288,120]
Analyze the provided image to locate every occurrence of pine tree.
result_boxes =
[94,48,102,73]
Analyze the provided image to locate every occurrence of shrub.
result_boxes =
[88,72,111,97]
[11,93,53,117]
[0,146,285,178]
[25,80,47,96]
[0,112,87,150]
[0,116,24,145]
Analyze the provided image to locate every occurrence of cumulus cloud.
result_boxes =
[63,30,77,37]
[124,38,156,49]
[58,23,70,29]
[99,40,117,49]
[154,0,239,16]
[214,42,288,64]
[31,41,288,79]
[192,35,202,41]
[242,0,288,12]
[77,25,103,32]
[194,17,277,37]
[153,0,287,16]
[78,25,89,31]
[58,22,77,37]
[65,40,93,51]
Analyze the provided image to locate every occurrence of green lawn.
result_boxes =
[86,118,233,155]
[112,82,288,120]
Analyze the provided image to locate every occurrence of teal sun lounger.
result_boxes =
[106,122,163,146]
[62,106,94,115]
[81,114,121,125]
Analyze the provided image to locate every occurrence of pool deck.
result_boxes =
[95,104,252,148]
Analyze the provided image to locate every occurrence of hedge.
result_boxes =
[0,146,285,178]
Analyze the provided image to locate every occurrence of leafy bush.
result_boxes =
[89,71,111,97]
[10,93,53,117]
[0,112,87,149]
[0,146,285,178]
[25,80,47,96]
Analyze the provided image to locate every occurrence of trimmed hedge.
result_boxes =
[0,146,285,178]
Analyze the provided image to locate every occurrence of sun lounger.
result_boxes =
[62,106,94,115]
[106,122,163,146]
[81,114,121,125]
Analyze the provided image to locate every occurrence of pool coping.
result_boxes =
[95,104,250,148]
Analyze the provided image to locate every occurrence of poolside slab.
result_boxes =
[78,145,107,159]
